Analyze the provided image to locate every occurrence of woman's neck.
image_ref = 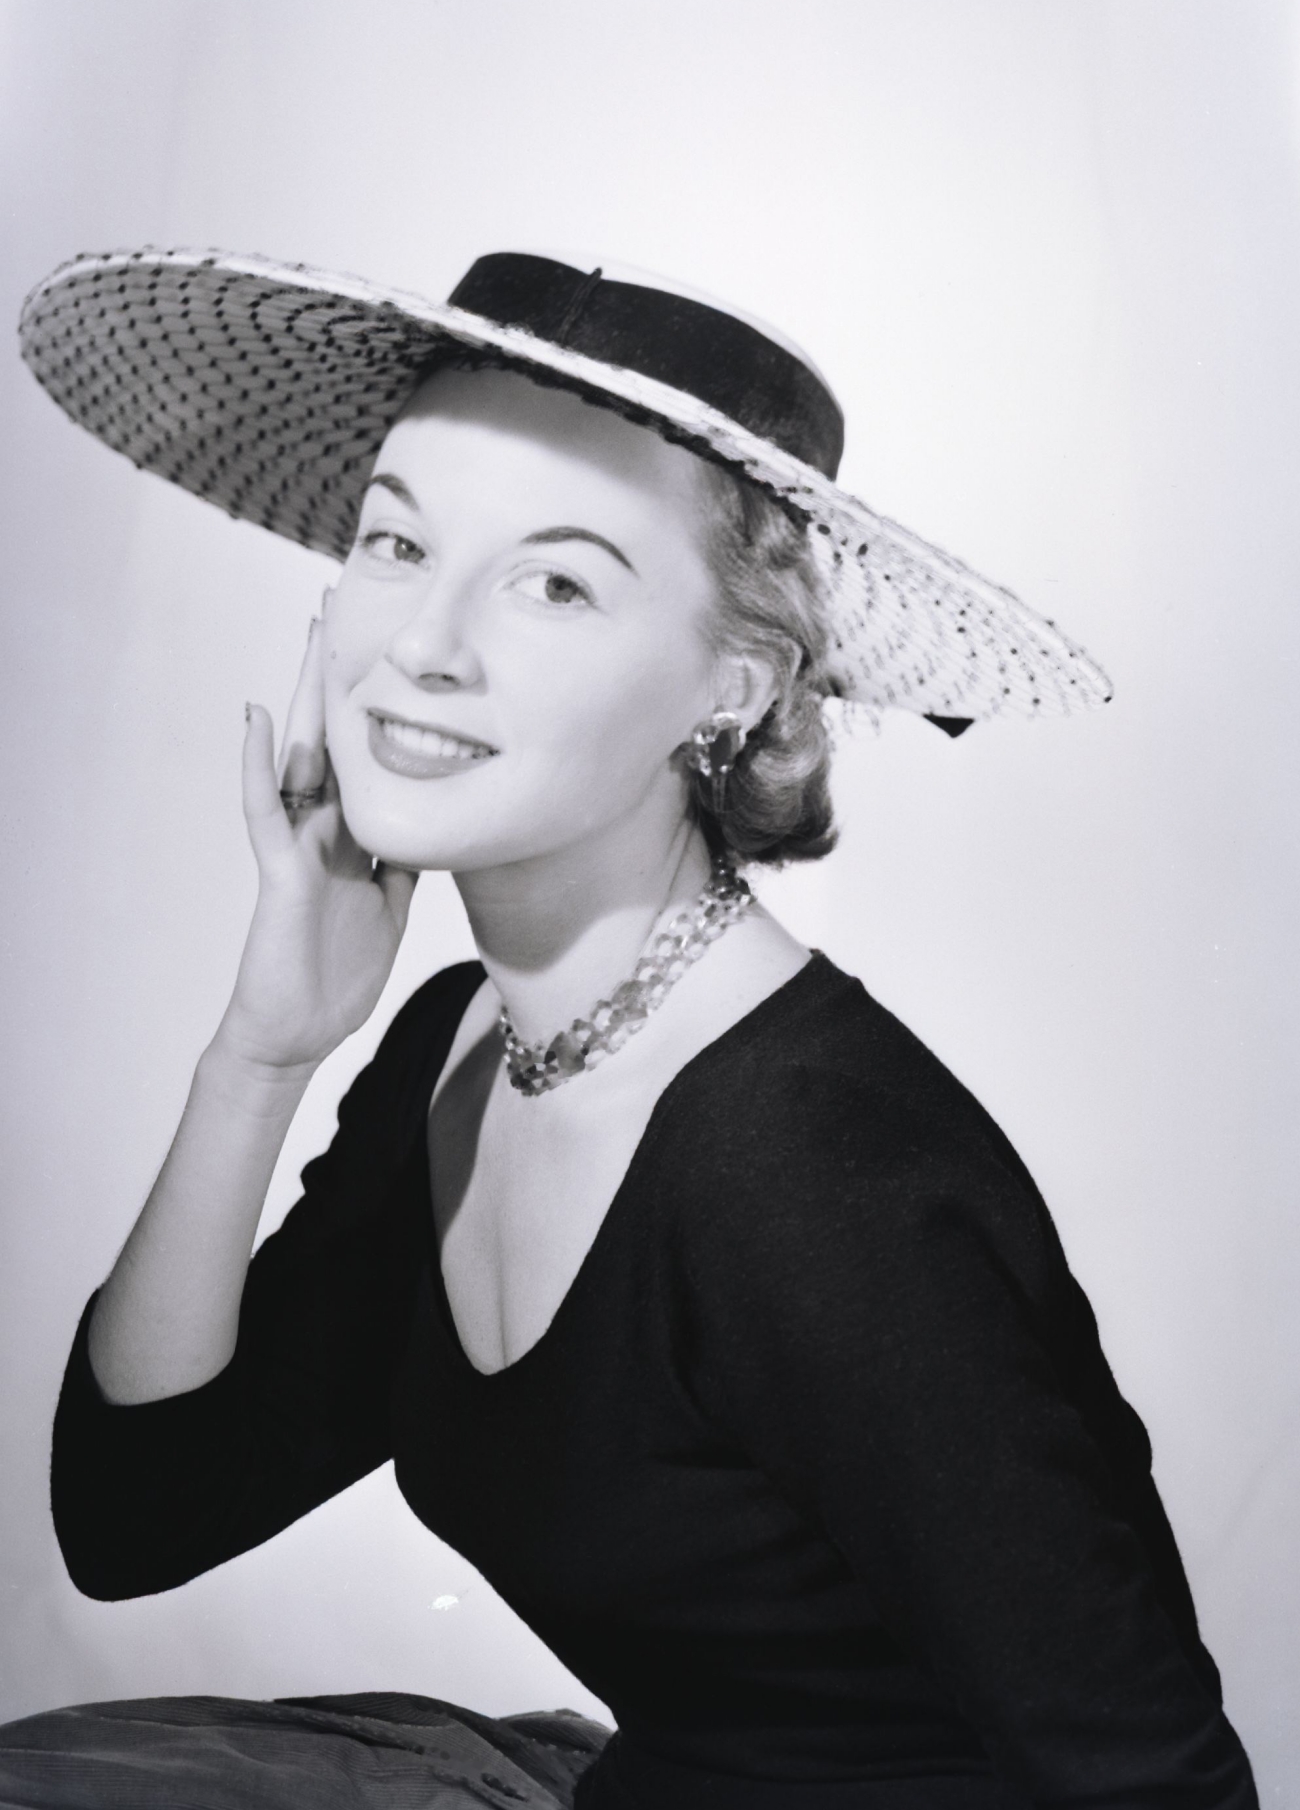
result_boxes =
[453,812,715,1044]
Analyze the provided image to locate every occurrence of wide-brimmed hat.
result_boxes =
[19,246,1110,730]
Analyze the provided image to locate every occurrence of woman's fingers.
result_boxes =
[242,703,293,863]
[278,615,328,796]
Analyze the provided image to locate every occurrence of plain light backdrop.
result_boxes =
[1,0,1297,1798]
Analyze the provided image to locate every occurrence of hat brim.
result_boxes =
[19,246,1111,722]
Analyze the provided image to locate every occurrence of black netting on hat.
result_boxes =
[21,251,441,561]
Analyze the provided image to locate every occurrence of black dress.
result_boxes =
[20,956,1259,1806]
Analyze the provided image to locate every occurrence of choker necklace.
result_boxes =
[498,858,754,1097]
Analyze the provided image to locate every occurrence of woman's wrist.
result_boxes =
[198,1023,323,1115]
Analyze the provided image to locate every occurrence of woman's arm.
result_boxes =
[53,959,480,1599]
[86,1037,318,1403]
[688,1054,1258,1807]
[87,615,415,1404]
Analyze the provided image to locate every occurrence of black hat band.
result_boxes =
[448,253,845,481]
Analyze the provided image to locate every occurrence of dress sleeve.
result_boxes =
[683,1061,1258,1808]
[51,963,481,1602]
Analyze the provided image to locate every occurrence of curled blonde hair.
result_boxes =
[691,463,838,868]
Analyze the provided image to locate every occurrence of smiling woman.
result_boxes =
[1,248,1259,1808]
[321,365,729,879]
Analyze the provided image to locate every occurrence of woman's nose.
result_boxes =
[384,590,484,692]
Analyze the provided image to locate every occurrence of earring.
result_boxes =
[685,710,748,816]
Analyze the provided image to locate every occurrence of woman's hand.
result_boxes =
[216,611,417,1075]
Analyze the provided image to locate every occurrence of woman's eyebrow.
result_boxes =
[522,526,637,574]
[366,472,420,509]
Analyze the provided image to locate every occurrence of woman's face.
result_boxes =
[323,365,724,874]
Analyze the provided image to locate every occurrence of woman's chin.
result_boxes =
[337,793,472,874]
[337,790,541,875]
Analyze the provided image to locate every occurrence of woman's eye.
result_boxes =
[359,528,426,567]
[509,568,595,610]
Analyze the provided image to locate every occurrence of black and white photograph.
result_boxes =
[1,3,1295,1804]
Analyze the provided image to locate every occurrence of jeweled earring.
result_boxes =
[685,710,748,817]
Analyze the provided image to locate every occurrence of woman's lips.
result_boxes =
[366,711,497,780]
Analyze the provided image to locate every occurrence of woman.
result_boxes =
[5,248,1257,1807]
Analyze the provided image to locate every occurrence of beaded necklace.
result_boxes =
[498,859,754,1097]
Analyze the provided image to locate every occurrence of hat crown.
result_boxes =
[447,252,845,481]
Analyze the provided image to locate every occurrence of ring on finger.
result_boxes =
[280,785,329,812]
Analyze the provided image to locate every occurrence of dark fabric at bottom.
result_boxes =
[577,1733,1030,1810]
[0,1693,1032,1810]
[0,1692,609,1810]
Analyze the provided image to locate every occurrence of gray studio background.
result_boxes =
[2,0,1296,1797]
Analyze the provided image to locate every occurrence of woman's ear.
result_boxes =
[712,650,781,736]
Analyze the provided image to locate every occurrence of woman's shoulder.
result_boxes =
[303,960,486,1166]
[387,958,485,1044]
[347,957,486,1093]
[666,952,1060,1301]
[676,951,1037,1174]
[258,961,486,1257]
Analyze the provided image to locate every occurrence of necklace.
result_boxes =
[498,858,754,1097]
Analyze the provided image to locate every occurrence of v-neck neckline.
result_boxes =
[418,950,839,1382]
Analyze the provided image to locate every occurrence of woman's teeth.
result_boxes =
[380,720,493,761]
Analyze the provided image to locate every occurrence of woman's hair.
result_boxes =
[692,461,838,868]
